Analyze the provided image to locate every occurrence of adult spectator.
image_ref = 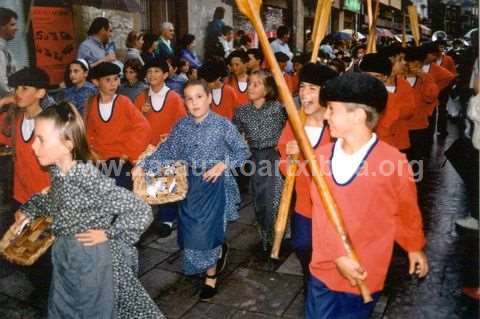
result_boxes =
[178,34,202,69]
[77,17,116,67]
[219,25,234,58]
[205,7,226,50]
[270,26,293,72]
[125,30,144,65]
[0,7,17,96]
[155,22,175,60]
[141,33,158,66]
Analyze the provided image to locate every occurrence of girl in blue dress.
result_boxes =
[133,79,250,300]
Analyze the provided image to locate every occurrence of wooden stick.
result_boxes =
[235,0,373,303]
[311,0,323,55]
[367,0,380,54]
[402,13,407,48]
[271,110,306,259]
[310,0,332,63]
[408,5,420,47]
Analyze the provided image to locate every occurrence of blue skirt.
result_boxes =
[178,171,226,274]
[48,237,114,319]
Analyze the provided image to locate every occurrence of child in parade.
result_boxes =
[135,58,187,237]
[118,58,148,103]
[0,67,50,205]
[13,101,164,319]
[306,72,428,319]
[225,50,250,106]
[275,51,295,94]
[199,59,239,120]
[404,47,440,160]
[277,63,337,290]
[233,70,287,252]
[246,48,264,73]
[360,53,415,152]
[166,58,190,95]
[86,62,151,190]
[60,59,97,115]
[133,80,250,300]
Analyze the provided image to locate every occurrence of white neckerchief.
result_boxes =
[212,87,222,105]
[406,76,417,87]
[422,64,431,73]
[99,95,117,121]
[331,134,377,184]
[304,125,323,146]
[21,116,35,141]
[436,56,443,65]
[149,85,170,112]
[385,85,396,93]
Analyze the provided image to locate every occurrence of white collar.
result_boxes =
[149,85,170,112]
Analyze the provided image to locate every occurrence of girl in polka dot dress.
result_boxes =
[233,70,287,252]
[12,102,164,319]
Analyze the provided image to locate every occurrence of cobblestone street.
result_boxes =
[0,121,478,319]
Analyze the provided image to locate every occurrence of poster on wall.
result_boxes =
[31,6,76,85]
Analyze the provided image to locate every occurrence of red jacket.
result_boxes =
[439,54,457,77]
[210,84,239,120]
[391,77,417,150]
[278,122,331,218]
[425,63,455,92]
[2,114,50,203]
[310,139,426,294]
[86,95,151,162]
[135,88,187,145]
[376,92,401,148]
[406,74,440,130]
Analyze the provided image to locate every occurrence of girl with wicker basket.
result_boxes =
[132,80,250,300]
[12,102,164,319]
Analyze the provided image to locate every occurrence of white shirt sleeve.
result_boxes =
[0,50,10,96]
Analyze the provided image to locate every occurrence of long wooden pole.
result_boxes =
[402,13,407,48]
[271,0,331,260]
[408,5,420,47]
[367,0,380,54]
[236,0,373,303]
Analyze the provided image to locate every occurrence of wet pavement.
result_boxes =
[0,120,478,319]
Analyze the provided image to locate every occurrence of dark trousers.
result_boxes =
[436,89,451,135]
[305,276,381,319]
[291,213,312,291]
[152,203,178,224]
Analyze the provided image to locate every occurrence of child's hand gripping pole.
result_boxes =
[235,0,373,303]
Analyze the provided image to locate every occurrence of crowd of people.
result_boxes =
[0,4,479,319]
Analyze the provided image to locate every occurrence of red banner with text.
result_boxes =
[31,6,76,85]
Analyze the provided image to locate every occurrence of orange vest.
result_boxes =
[210,84,239,120]
[225,76,250,106]
[406,74,440,130]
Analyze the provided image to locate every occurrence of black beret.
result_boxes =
[89,62,121,80]
[274,51,290,63]
[321,72,388,115]
[299,62,338,87]
[143,58,169,74]
[8,67,50,89]
[198,60,228,83]
[421,41,440,54]
[359,53,392,76]
[404,46,427,63]
[379,44,406,59]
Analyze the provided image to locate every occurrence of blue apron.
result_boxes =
[177,170,226,250]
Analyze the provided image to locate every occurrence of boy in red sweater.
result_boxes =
[225,50,250,106]
[86,62,151,190]
[306,72,428,319]
[0,67,50,204]
[135,58,186,145]
[198,60,239,120]
[277,63,337,290]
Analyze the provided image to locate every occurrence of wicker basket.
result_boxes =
[0,216,55,266]
[134,162,188,205]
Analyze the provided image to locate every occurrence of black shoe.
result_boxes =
[216,243,229,275]
[199,283,217,300]
[155,222,173,238]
